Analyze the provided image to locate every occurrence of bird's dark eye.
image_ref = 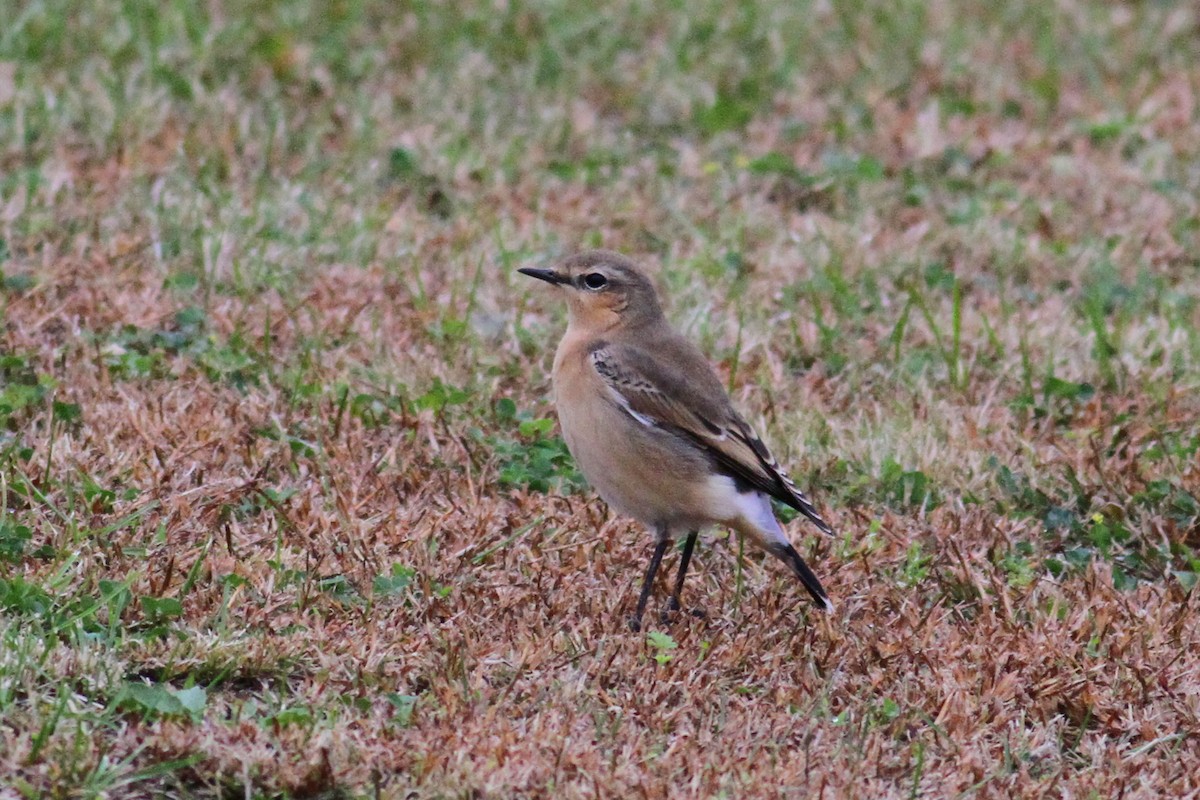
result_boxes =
[582,272,608,290]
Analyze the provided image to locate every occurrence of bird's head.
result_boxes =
[518,250,664,332]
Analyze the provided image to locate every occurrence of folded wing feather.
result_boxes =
[589,342,833,535]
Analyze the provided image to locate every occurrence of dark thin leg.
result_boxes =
[666,530,699,613]
[630,537,670,631]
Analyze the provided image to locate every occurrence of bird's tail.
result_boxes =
[730,490,833,611]
[770,542,833,611]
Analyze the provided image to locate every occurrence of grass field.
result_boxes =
[2,0,1199,796]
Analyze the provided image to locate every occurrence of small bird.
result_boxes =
[519,250,835,630]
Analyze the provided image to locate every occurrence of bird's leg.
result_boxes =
[664,530,699,619]
[630,535,670,632]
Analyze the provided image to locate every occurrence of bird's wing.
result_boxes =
[589,341,833,535]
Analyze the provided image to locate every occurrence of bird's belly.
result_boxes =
[556,395,721,529]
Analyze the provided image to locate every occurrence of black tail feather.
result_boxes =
[771,543,833,611]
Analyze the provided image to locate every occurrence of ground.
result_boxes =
[1,1,1199,797]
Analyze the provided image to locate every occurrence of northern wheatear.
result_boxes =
[519,250,834,630]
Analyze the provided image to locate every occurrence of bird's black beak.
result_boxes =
[518,267,568,286]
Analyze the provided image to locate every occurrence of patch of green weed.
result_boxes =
[486,398,583,494]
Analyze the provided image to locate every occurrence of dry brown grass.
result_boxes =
[2,1,1200,797]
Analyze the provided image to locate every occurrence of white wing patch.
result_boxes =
[591,348,660,429]
[604,383,657,428]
